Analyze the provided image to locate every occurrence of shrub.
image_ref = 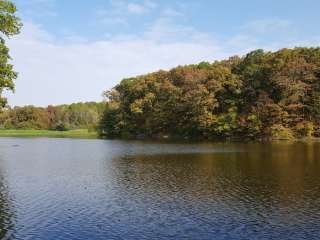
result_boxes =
[294,121,314,138]
[270,124,295,140]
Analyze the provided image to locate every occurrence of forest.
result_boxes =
[0,102,104,131]
[98,48,320,140]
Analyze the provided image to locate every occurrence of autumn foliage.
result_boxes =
[99,48,320,140]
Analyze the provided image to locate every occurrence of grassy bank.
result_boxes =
[0,129,98,139]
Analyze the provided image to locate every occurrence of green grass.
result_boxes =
[0,129,98,139]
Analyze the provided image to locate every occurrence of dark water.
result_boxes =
[0,138,319,240]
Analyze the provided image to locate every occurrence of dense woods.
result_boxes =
[99,48,320,140]
[0,102,104,131]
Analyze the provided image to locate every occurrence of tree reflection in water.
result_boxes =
[0,159,15,240]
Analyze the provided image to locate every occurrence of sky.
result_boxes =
[5,0,320,106]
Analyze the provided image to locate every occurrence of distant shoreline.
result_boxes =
[0,129,98,139]
[1,129,319,142]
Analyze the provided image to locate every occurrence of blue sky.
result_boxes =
[6,0,320,106]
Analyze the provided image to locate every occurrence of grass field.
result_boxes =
[0,129,98,139]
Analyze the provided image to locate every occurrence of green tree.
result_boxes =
[0,102,104,131]
[0,0,22,107]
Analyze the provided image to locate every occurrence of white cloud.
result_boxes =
[5,21,224,106]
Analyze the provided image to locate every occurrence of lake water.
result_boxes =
[0,138,319,240]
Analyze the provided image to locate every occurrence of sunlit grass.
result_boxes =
[0,129,98,139]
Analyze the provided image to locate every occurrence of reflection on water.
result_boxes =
[0,167,15,240]
[0,138,319,239]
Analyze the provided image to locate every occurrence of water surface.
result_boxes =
[0,138,319,239]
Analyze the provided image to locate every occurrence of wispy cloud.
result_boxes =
[162,8,184,17]
[127,1,157,14]
[241,18,292,35]
[95,0,158,25]
[14,0,58,18]
[225,18,303,54]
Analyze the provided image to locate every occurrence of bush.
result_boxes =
[294,121,314,138]
[270,124,295,140]
[88,124,97,132]
[53,122,69,131]
[313,125,320,137]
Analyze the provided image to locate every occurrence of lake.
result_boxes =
[0,138,319,240]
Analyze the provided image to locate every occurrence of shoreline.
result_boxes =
[0,129,319,143]
[0,129,98,139]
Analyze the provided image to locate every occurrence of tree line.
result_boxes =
[0,102,105,131]
[98,48,320,140]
